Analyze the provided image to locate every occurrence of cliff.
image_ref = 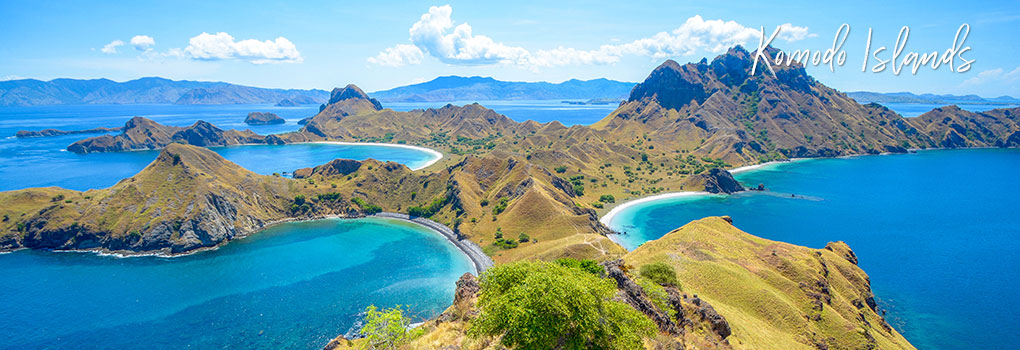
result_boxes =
[0,144,299,254]
[623,217,915,350]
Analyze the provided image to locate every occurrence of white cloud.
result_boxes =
[181,32,302,64]
[1,75,25,81]
[370,6,814,69]
[130,35,155,51]
[101,40,124,54]
[368,44,424,66]
[962,67,1020,86]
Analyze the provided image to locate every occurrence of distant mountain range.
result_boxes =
[847,91,1020,105]
[370,76,636,102]
[0,77,328,106]
[5,75,1017,108]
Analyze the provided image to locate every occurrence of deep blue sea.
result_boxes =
[606,149,1020,350]
[0,217,474,349]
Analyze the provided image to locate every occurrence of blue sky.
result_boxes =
[1,0,1018,96]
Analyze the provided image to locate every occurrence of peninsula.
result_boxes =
[3,45,1018,349]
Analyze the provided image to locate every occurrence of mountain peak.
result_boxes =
[328,84,382,110]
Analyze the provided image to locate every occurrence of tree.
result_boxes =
[471,261,655,349]
[359,305,422,350]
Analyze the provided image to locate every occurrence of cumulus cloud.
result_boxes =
[180,32,302,64]
[369,44,425,66]
[130,35,155,51]
[370,5,814,69]
[101,40,124,54]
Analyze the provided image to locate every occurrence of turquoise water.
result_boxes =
[0,141,438,191]
[0,217,474,349]
[606,149,1020,350]
[0,104,439,191]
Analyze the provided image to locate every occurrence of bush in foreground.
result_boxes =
[471,261,654,349]
[358,305,422,350]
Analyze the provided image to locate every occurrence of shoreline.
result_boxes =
[5,212,493,274]
[599,191,711,227]
[601,158,809,228]
[729,158,807,174]
[306,141,444,170]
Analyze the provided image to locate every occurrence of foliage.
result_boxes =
[470,261,655,349]
[359,305,423,350]
[493,237,518,249]
[572,185,584,196]
[639,262,679,287]
[554,165,567,173]
[352,197,383,214]
[517,232,530,242]
[290,195,312,214]
[598,194,616,203]
[407,195,448,218]
[316,192,342,202]
[591,202,604,209]
[555,257,604,276]
[491,197,509,215]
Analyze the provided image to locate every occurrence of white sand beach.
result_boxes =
[600,191,711,227]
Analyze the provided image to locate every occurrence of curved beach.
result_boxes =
[372,212,493,273]
[729,158,806,174]
[310,141,444,170]
[600,191,711,227]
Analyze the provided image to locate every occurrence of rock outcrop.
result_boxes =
[601,259,681,335]
[681,168,744,194]
[244,112,285,125]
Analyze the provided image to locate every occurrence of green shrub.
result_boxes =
[351,197,382,214]
[599,194,616,203]
[554,257,603,276]
[491,197,509,215]
[591,202,604,209]
[554,166,567,173]
[316,192,342,202]
[518,233,530,242]
[359,305,423,350]
[639,262,679,287]
[493,238,518,249]
[573,184,585,196]
[470,261,654,349]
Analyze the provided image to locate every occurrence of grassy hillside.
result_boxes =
[624,217,914,350]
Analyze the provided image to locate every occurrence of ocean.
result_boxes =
[0,217,474,349]
[605,148,1020,350]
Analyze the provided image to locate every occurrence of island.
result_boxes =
[4,45,1019,350]
[244,112,286,125]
